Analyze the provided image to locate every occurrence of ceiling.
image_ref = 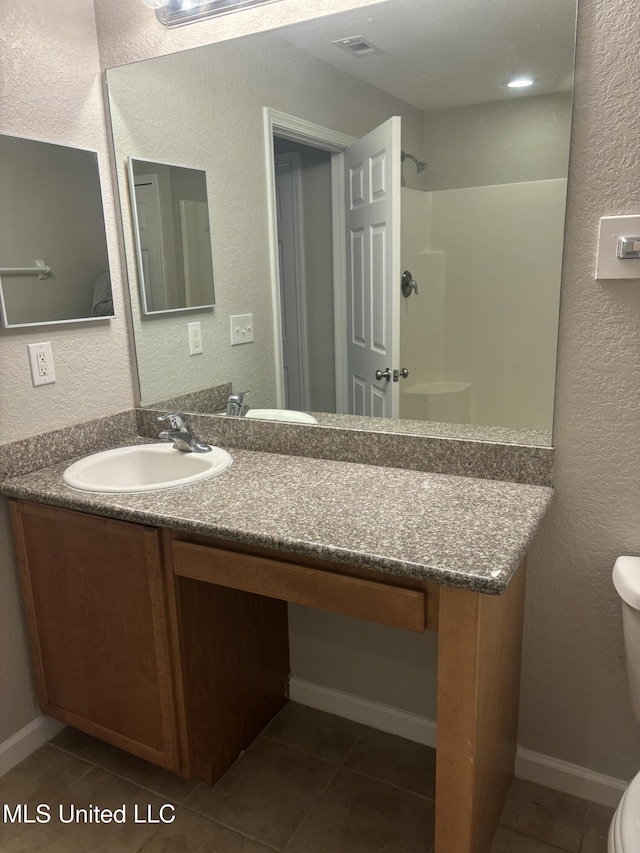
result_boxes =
[276,0,577,112]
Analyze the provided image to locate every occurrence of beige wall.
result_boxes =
[1,0,639,790]
[0,0,135,744]
[424,92,573,191]
[519,0,640,777]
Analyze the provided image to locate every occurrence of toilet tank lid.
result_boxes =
[613,556,640,609]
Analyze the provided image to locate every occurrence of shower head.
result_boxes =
[401,150,427,174]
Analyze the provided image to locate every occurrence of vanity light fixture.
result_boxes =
[141,0,285,28]
[505,75,536,89]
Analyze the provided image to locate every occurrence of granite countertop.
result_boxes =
[1,445,554,595]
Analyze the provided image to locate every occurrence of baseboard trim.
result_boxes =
[0,716,65,778]
[515,747,627,809]
[288,677,626,808]
[289,677,438,747]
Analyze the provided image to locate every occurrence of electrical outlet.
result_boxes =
[230,314,254,346]
[27,342,56,387]
[188,321,203,355]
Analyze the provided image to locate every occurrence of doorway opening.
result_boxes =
[263,108,356,415]
[264,108,401,419]
[273,137,335,413]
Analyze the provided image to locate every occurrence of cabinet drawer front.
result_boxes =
[171,540,426,633]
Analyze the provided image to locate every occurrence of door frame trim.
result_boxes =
[263,107,357,411]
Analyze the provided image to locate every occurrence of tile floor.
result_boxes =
[0,703,612,852]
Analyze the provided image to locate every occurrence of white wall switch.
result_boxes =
[188,321,203,355]
[230,314,254,346]
[27,342,56,387]
[596,215,640,280]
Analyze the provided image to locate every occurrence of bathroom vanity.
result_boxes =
[3,442,552,853]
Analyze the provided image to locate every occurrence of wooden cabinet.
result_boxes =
[10,499,526,853]
[10,501,179,772]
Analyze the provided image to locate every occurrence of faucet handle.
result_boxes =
[157,411,189,430]
[229,391,249,404]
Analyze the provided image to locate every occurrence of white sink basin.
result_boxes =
[245,409,318,424]
[63,443,232,493]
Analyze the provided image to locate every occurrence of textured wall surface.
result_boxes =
[518,0,640,778]
[0,0,135,744]
[95,0,384,68]
[0,1,134,442]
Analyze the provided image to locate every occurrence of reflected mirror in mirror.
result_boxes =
[0,134,113,328]
[106,0,577,442]
[128,158,215,314]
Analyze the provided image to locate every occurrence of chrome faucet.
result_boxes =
[157,412,211,453]
[226,391,249,417]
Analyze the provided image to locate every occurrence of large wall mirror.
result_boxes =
[106,0,577,442]
[0,134,113,328]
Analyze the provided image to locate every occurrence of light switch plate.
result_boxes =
[596,215,640,280]
[230,314,254,346]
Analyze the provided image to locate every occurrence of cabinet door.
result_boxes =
[10,501,179,772]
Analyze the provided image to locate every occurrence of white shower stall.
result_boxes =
[400,178,566,431]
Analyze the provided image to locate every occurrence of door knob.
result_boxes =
[375,367,391,381]
[401,270,418,297]
[393,368,410,381]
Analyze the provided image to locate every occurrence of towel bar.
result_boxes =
[0,260,51,280]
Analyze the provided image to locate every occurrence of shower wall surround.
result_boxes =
[401,178,566,433]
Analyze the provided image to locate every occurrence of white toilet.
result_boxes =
[609,556,640,851]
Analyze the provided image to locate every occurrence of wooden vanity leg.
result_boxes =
[434,557,527,853]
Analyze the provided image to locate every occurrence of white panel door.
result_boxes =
[344,117,401,418]
[134,174,168,312]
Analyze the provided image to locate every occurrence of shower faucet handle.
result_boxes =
[401,270,418,297]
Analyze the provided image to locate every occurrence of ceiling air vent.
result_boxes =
[332,36,382,57]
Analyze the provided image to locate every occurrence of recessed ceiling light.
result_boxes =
[505,76,536,89]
